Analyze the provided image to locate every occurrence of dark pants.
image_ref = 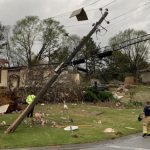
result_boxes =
[27,107,34,118]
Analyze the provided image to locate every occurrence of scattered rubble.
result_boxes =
[97,120,102,124]
[0,90,24,113]
[0,104,9,114]
[64,125,79,131]
[113,93,124,100]
[125,127,135,130]
[0,121,6,126]
[104,128,115,133]
[33,112,47,126]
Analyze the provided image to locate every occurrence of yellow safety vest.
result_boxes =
[26,94,36,104]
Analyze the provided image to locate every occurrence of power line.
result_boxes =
[86,0,117,11]
[52,0,116,19]
[64,1,150,28]
[83,0,102,7]
[109,1,150,21]
[104,4,150,31]
[51,0,103,18]
[98,33,150,53]
[102,0,117,8]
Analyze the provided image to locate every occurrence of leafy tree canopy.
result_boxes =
[11,16,66,67]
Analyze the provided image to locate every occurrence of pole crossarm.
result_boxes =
[5,9,108,134]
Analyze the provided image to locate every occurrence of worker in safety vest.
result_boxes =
[142,101,150,137]
[26,92,36,118]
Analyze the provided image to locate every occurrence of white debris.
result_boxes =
[0,104,9,114]
[98,120,102,124]
[63,101,68,110]
[125,127,135,130]
[0,121,6,126]
[64,126,79,131]
[113,93,123,100]
[72,103,77,106]
[104,128,115,133]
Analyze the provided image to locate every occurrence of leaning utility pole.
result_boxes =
[5,9,108,133]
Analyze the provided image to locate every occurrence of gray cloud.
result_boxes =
[0,0,149,46]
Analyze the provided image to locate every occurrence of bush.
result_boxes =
[97,91,113,102]
[84,90,98,102]
[84,87,114,102]
[125,101,144,107]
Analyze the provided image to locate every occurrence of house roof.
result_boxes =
[0,63,59,71]
[0,58,9,67]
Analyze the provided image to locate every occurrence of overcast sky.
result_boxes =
[0,0,150,46]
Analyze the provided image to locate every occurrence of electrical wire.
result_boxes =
[102,0,117,8]
[86,0,117,11]
[109,1,150,21]
[83,0,102,7]
[98,33,150,52]
[51,0,103,18]
[51,0,116,19]
[64,1,150,29]
[103,4,150,34]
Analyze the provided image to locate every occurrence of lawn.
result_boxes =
[0,103,143,149]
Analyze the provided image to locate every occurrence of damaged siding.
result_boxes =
[140,72,150,84]
[0,69,8,87]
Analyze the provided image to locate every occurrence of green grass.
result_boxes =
[0,103,142,149]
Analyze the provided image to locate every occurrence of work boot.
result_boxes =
[147,134,150,136]
[142,133,147,137]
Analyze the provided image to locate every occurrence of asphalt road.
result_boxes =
[4,133,150,150]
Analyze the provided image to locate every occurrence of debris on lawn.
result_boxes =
[60,117,67,120]
[23,119,28,124]
[97,120,102,124]
[0,104,9,114]
[113,92,123,100]
[117,85,129,94]
[51,121,59,128]
[64,125,79,131]
[0,121,6,126]
[72,103,77,106]
[104,128,115,133]
[63,101,68,110]
[45,113,50,117]
[125,127,135,130]
[115,102,121,107]
[33,112,47,126]
[0,90,24,113]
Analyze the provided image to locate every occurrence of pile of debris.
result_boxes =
[17,71,84,103]
[46,72,83,103]
[0,89,24,113]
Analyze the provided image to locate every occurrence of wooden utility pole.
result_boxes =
[5,9,108,133]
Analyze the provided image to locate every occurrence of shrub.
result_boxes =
[84,87,114,102]
[97,91,113,102]
[83,90,98,102]
[125,101,144,107]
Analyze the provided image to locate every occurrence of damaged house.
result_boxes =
[0,64,82,103]
[140,67,150,84]
[0,59,9,88]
